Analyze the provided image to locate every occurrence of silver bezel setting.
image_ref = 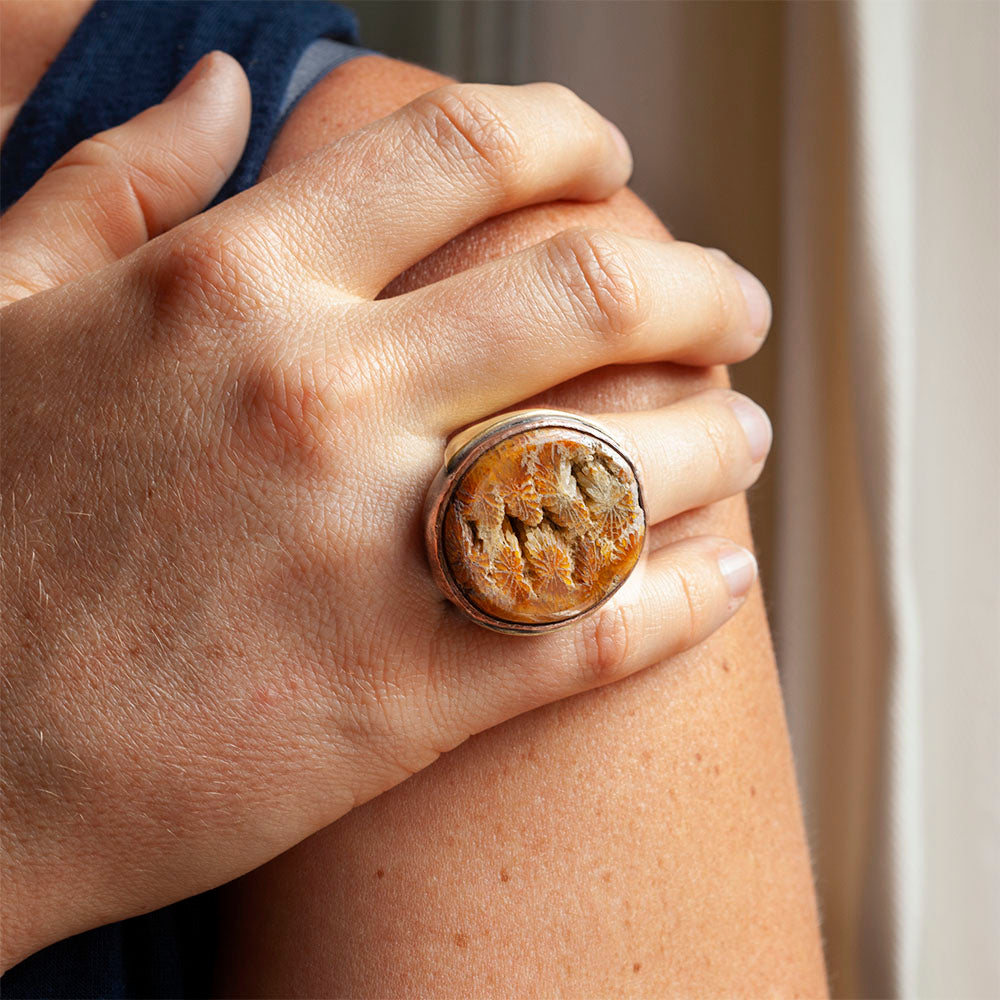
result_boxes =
[423,408,646,635]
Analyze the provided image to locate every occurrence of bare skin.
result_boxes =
[1,6,826,995]
[0,0,93,145]
[214,55,828,998]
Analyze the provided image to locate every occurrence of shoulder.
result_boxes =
[259,53,451,178]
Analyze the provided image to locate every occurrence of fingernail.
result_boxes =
[717,545,757,600]
[706,248,772,337]
[727,395,773,463]
[602,116,632,165]
[165,51,218,102]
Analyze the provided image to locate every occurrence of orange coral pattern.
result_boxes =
[443,428,645,624]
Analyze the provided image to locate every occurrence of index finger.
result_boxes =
[237,82,633,300]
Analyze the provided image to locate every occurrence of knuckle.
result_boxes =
[147,221,278,336]
[53,131,123,174]
[409,84,524,186]
[48,134,152,250]
[526,80,589,115]
[686,243,739,340]
[525,81,607,148]
[665,561,707,653]
[698,408,739,477]
[227,347,376,475]
[577,600,634,686]
[543,227,647,341]
[230,356,339,473]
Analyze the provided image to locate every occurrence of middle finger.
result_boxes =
[369,228,772,433]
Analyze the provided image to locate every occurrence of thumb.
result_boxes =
[0,51,251,304]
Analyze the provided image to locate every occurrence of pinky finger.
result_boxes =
[564,535,758,691]
[438,535,758,735]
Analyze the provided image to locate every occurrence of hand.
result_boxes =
[1,73,772,967]
[0,51,250,303]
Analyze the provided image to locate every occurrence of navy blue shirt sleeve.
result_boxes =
[1,0,372,212]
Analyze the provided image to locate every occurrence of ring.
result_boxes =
[423,408,647,634]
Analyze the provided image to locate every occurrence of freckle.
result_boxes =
[751,785,757,797]
[376,869,384,879]
[641,750,652,764]
[633,962,642,974]
[602,871,612,883]
[453,932,469,949]
[445,835,456,847]
[713,765,720,775]
[695,752,702,762]
[721,660,730,672]
[500,868,510,882]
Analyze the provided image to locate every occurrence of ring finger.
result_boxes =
[414,388,769,729]
[594,388,772,527]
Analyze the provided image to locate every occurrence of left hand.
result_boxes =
[1,71,770,970]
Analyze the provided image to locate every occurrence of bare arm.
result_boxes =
[214,55,827,997]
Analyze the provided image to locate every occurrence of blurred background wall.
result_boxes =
[351,2,999,997]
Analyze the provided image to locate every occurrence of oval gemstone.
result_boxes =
[442,427,645,624]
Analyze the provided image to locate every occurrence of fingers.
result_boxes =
[0,51,250,303]
[596,389,772,525]
[371,229,772,430]
[420,389,770,742]
[249,82,632,299]
[434,534,758,736]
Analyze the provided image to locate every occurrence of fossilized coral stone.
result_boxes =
[442,427,645,624]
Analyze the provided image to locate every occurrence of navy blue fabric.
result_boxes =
[0,2,368,996]
[1,892,220,999]
[1,0,363,212]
